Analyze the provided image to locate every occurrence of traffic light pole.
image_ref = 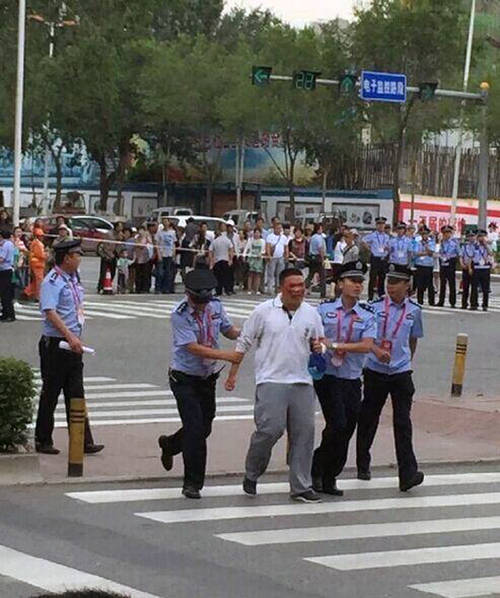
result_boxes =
[266,73,488,228]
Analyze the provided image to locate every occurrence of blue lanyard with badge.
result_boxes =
[56,266,85,327]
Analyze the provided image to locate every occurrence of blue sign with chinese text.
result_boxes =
[360,70,407,103]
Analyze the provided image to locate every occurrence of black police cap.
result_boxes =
[386,263,412,280]
[339,260,367,280]
[184,268,217,292]
[375,217,387,224]
[396,222,407,230]
[53,239,83,254]
[477,229,487,236]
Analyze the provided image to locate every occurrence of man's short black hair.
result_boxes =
[1,229,12,239]
[279,268,304,285]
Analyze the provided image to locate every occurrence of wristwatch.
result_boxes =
[327,342,339,351]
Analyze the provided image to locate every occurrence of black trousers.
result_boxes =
[356,368,418,483]
[415,266,435,306]
[167,369,217,490]
[461,269,473,308]
[0,269,15,319]
[135,263,151,293]
[35,336,94,447]
[312,375,361,482]
[305,257,326,298]
[213,260,232,295]
[438,260,457,306]
[471,268,490,309]
[368,257,386,301]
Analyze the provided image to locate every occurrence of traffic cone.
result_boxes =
[103,267,113,295]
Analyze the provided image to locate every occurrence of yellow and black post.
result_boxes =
[68,397,86,477]
[451,333,468,398]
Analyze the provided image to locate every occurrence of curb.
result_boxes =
[4,456,500,487]
[0,453,43,486]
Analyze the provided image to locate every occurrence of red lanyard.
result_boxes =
[337,307,356,343]
[193,307,214,347]
[383,296,407,340]
[55,267,81,310]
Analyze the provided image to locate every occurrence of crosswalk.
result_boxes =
[66,472,500,598]
[14,294,500,322]
[31,370,255,427]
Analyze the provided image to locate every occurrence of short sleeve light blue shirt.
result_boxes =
[0,239,14,271]
[309,233,326,256]
[414,238,436,267]
[171,297,233,377]
[318,298,377,380]
[156,230,176,258]
[388,236,413,265]
[439,238,461,264]
[461,242,476,266]
[364,232,390,258]
[366,297,424,375]
[40,267,84,337]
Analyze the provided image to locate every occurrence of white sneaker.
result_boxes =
[247,291,252,295]
[256,291,261,295]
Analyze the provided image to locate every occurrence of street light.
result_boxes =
[28,6,78,209]
[450,0,476,227]
[12,0,26,227]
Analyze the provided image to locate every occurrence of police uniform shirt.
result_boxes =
[439,238,461,264]
[171,297,233,377]
[40,267,84,338]
[318,299,376,380]
[363,231,390,258]
[0,239,14,271]
[461,242,476,267]
[366,297,424,375]
[414,238,436,267]
[388,236,412,265]
[472,244,492,269]
[309,233,326,256]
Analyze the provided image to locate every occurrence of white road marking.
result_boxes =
[409,575,500,597]
[35,383,155,390]
[217,515,500,546]
[82,309,132,319]
[0,544,162,598]
[65,472,500,504]
[84,390,174,399]
[34,376,116,385]
[305,542,500,570]
[55,404,253,418]
[55,397,249,409]
[135,492,500,524]
[51,414,255,427]
[13,314,40,321]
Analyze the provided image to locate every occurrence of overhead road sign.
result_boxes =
[360,70,407,103]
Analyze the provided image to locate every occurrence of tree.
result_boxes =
[351,0,469,222]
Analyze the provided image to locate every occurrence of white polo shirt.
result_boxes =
[266,233,288,259]
[236,295,324,386]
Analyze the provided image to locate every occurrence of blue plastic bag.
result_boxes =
[308,352,327,381]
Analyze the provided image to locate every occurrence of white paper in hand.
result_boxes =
[58,340,96,355]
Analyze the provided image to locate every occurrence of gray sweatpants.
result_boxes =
[245,382,315,494]
[265,257,285,294]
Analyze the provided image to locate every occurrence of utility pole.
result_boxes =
[12,0,27,227]
[478,82,490,229]
[450,0,476,226]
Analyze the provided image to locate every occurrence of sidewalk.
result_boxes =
[38,391,500,484]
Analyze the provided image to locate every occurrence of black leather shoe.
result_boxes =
[35,443,60,455]
[357,469,371,481]
[243,477,257,496]
[400,471,424,492]
[312,476,323,493]
[182,487,201,499]
[158,435,173,471]
[84,443,104,454]
[322,479,344,496]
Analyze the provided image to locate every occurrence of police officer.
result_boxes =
[413,226,436,306]
[388,223,413,267]
[470,229,494,312]
[34,240,103,455]
[437,225,460,307]
[356,264,424,492]
[460,230,477,310]
[158,267,241,499]
[363,217,390,301]
[312,261,376,496]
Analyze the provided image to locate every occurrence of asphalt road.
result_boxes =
[1,257,499,421]
[1,464,500,598]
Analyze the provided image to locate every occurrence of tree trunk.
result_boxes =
[97,155,110,212]
[55,159,63,208]
[392,140,403,225]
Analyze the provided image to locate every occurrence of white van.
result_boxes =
[222,209,259,226]
[168,215,227,241]
[152,206,193,220]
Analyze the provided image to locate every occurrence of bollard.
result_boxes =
[451,333,468,398]
[68,397,86,477]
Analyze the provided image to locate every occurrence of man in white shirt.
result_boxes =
[488,222,498,252]
[225,268,324,503]
[209,224,234,296]
[265,221,289,294]
[156,218,177,293]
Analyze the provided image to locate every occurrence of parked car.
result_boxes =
[152,206,193,220]
[222,209,259,226]
[69,216,115,254]
[167,215,228,241]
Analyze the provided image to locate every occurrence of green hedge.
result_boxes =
[0,358,36,453]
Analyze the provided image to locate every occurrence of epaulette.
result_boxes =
[320,299,337,305]
[370,297,385,304]
[358,302,374,312]
[210,297,221,304]
[409,299,422,309]
[48,270,60,284]
[175,300,188,314]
